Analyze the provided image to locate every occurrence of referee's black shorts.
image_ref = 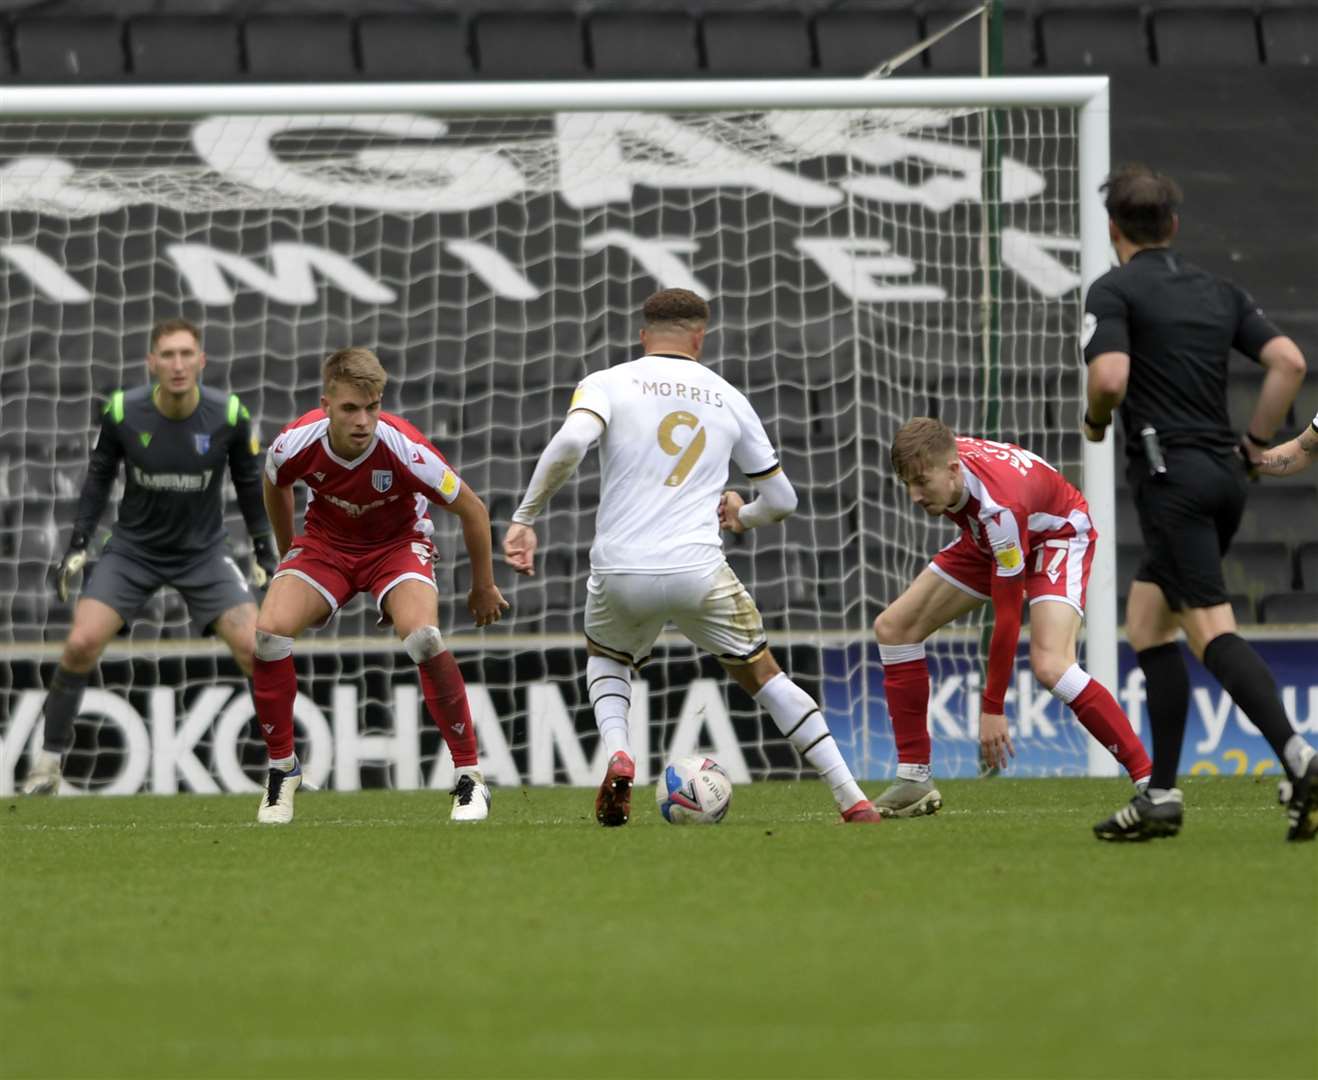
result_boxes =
[1129,447,1248,612]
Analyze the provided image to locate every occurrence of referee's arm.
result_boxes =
[1242,336,1306,452]
[1080,277,1130,442]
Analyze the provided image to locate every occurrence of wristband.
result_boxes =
[1244,431,1269,448]
[67,529,89,552]
[1083,411,1109,430]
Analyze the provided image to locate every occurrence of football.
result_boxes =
[656,756,733,824]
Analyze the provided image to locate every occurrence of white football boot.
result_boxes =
[450,768,490,822]
[21,750,63,796]
[875,777,943,818]
[257,761,302,824]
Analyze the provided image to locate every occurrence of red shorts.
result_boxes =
[930,530,1097,615]
[272,532,436,624]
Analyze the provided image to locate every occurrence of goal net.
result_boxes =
[0,80,1114,796]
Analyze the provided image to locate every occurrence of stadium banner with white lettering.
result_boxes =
[826,640,1318,779]
[2,638,1315,795]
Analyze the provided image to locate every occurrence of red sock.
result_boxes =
[253,656,297,760]
[419,652,477,768]
[883,657,931,766]
[1070,681,1152,782]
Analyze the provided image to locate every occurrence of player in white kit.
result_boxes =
[503,289,883,826]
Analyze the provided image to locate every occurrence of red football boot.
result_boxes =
[841,798,885,824]
[595,750,636,827]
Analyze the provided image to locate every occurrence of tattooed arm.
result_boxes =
[1257,418,1318,477]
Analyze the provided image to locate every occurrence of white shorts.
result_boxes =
[583,561,769,669]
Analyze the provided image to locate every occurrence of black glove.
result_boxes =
[53,531,90,603]
[249,534,279,589]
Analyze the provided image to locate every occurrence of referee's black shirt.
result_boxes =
[1082,247,1282,463]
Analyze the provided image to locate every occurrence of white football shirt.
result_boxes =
[570,353,780,574]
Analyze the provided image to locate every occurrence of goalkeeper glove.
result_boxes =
[249,534,279,589]
[52,531,90,604]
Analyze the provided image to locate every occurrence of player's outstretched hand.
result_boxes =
[503,523,539,576]
[51,532,90,604]
[248,534,279,590]
[719,490,746,534]
[468,583,510,627]
[979,710,1015,771]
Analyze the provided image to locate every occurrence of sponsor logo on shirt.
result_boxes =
[372,469,393,493]
[130,465,213,492]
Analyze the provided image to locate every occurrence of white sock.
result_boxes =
[1283,736,1315,779]
[270,754,297,773]
[1048,663,1092,705]
[587,655,632,758]
[896,763,932,783]
[1146,787,1182,804]
[755,672,865,811]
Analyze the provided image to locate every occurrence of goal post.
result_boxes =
[0,76,1117,792]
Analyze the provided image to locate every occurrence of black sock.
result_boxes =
[1201,633,1297,774]
[42,666,89,755]
[1138,643,1190,791]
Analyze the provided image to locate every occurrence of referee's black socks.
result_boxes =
[1201,633,1297,774]
[1138,643,1191,791]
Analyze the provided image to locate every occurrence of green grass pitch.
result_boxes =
[3,778,1315,1080]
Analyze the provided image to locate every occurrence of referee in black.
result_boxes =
[1081,164,1317,843]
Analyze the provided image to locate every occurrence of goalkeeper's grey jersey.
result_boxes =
[73,385,266,556]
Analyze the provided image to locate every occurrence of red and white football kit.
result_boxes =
[255,409,479,775]
[265,410,462,621]
[933,437,1095,613]
[880,437,1150,785]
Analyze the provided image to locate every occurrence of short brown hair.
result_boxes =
[323,347,387,397]
[150,318,200,351]
[890,418,957,482]
[642,288,709,331]
[1102,163,1182,246]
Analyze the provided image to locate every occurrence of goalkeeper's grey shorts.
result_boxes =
[82,543,256,635]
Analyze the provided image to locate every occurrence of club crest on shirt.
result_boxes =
[194,433,211,455]
[372,469,394,493]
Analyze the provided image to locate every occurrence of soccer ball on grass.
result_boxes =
[656,756,733,824]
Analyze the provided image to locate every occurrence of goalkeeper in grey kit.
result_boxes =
[22,319,277,795]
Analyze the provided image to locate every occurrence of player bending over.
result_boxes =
[872,418,1152,821]
[254,348,507,824]
[23,318,276,795]
[503,288,883,826]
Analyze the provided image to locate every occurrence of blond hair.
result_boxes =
[890,417,957,482]
[323,347,387,397]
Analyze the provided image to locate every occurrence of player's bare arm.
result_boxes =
[262,474,295,556]
[1083,350,1129,442]
[719,470,797,536]
[441,483,509,627]
[506,409,604,575]
[1258,422,1318,477]
[1241,337,1307,470]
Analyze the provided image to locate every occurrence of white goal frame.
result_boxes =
[1,76,1116,776]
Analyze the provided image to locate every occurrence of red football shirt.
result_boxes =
[265,410,461,552]
[943,437,1093,577]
